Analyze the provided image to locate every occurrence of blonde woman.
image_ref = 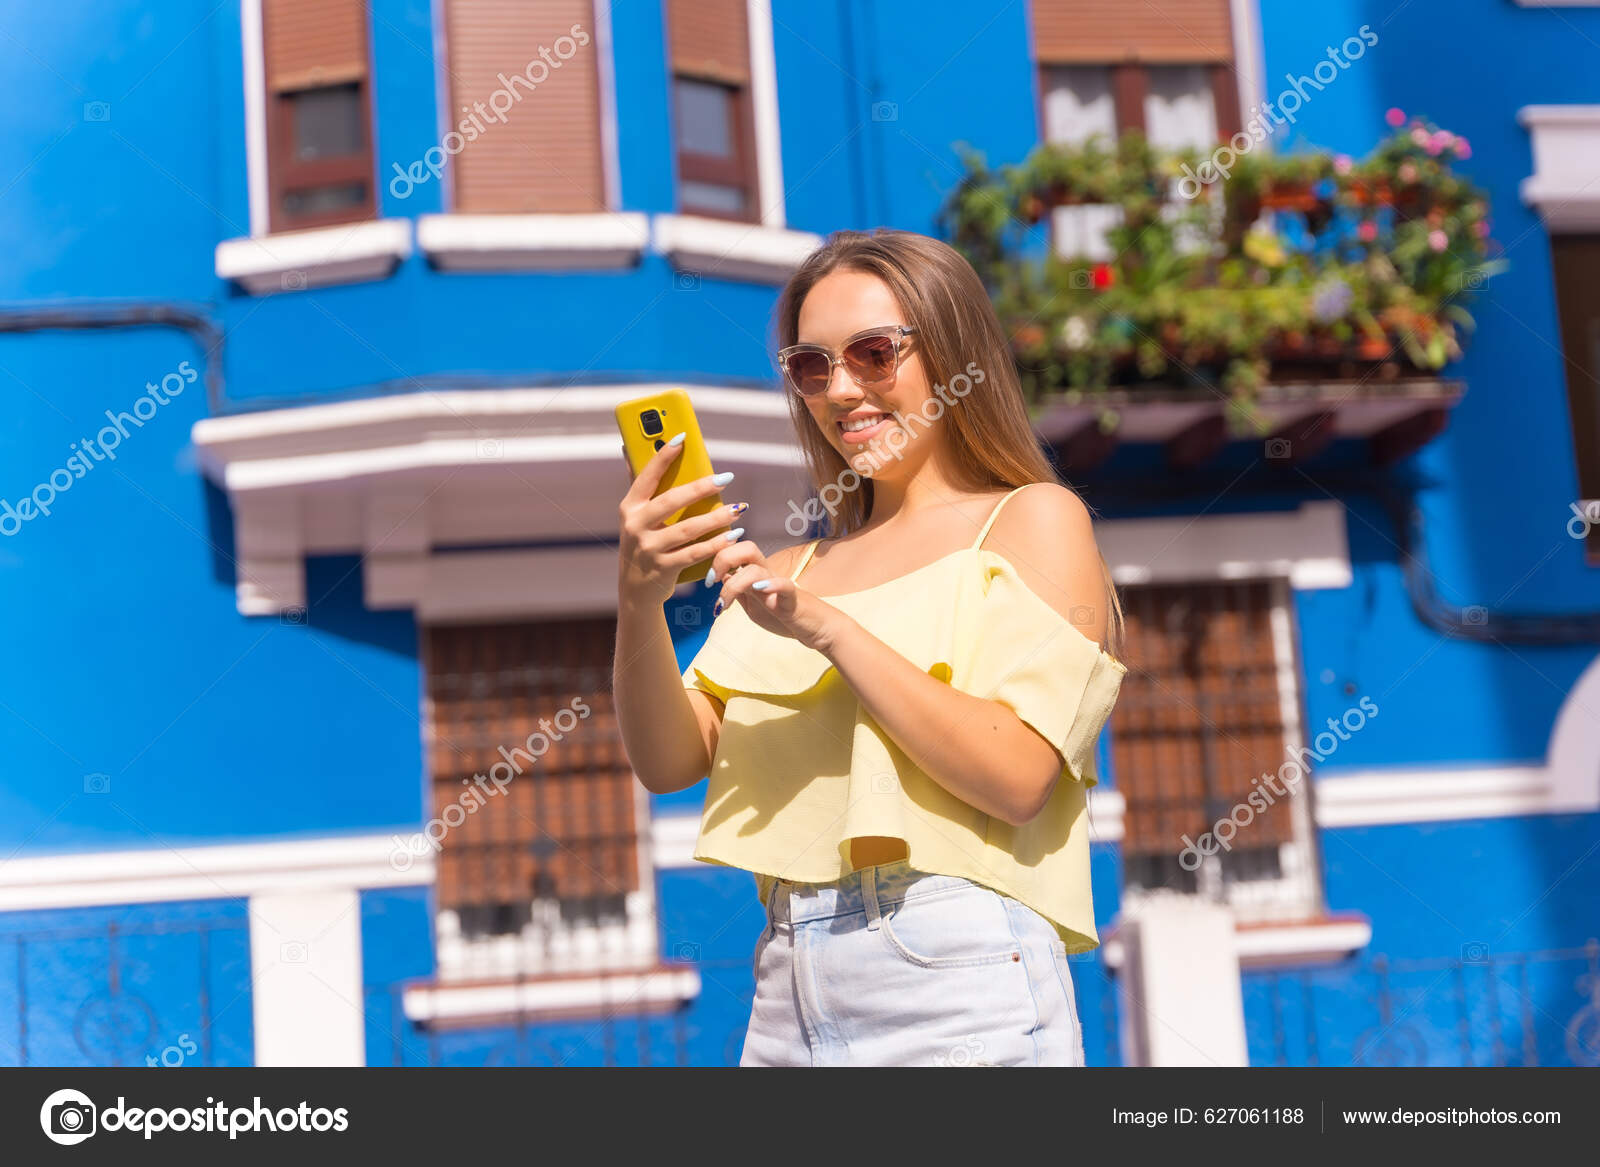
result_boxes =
[614,228,1126,1067]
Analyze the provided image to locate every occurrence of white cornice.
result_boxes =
[1518,105,1600,232]
[416,212,649,271]
[652,213,822,282]
[215,219,413,293]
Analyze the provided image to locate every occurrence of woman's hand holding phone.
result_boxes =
[618,434,747,608]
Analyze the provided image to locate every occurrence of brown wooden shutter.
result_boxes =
[425,617,639,914]
[263,0,369,91]
[1110,581,1295,858]
[443,0,606,213]
[666,0,751,85]
[1032,0,1234,64]
[1551,235,1600,565]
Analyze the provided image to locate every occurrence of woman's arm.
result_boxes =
[612,438,746,795]
[713,483,1110,825]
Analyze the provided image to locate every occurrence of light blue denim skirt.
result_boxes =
[740,859,1085,1066]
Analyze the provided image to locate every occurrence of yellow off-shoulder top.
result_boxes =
[679,484,1127,953]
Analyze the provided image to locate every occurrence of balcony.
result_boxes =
[938,114,1500,471]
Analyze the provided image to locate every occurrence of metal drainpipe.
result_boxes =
[0,303,224,415]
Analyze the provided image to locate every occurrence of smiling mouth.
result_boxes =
[837,411,893,443]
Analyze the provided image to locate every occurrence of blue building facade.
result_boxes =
[0,0,1596,1067]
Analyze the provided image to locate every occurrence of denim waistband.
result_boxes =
[766,860,988,925]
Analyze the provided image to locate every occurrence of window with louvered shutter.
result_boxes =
[261,0,377,232]
[1551,235,1600,566]
[664,0,760,222]
[441,0,606,213]
[424,617,640,952]
[1109,580,1299,896]
[1032,0,1239,143]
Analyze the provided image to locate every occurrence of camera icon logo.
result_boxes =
[40,1088,97,1145]
[83,102,111,122]
[280,941,309,963]
[1266,438,1292,460]
[1459,269,1488,291]
[871,101,898,122]
[280,605,307,626]
[477,438,505,460]
[674,271,701,291]
[281,269,307,292]
[84,773,112,795]
[1068,269,1092,290]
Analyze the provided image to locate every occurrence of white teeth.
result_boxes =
[842,414,886,433]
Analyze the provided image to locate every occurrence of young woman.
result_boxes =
[613,228,1126,1067]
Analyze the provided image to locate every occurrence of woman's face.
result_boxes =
[791,269,940,481]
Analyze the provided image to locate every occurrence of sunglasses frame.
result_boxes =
[776,324,918,397]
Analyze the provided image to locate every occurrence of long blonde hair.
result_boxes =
[772,228,1125,659]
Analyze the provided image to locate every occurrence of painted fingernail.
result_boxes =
[704,566,717,586]
[666,432,686,447]
[712,599,724,616]
[751,579,772,591]
[729,501,749,517]
[711,471,735,485]
[726,527,745,542]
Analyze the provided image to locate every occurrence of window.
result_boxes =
[1551,235,1600,565]
[424,617,656,979]
[1109,579,1322,922]
[261,0,376,232]
[665,0,760,221]
[1034,0,1240,260]
[440,0,606,213]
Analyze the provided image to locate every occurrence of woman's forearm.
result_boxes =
[613,595,715,795]
[816,611,1060,826]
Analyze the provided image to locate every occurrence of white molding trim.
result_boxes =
[240,0,269,238]
[746,0,786,229]
[650,812,703,867]
[594,0,622,212]
[415,212,648,271]
[1228,0,1266,136]
[1098,501,1352,590]
[1102,911,1373,970]
[215,219,414,294]
[652,213,822,282]
[1517,105,1600,231]
[191,383,809,616]
[401,967,701,1024]
[0,833,432,912]
[250,889,366,1065]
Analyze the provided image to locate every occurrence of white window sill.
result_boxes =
[652,213,822,283]
[1101,912,1373,970]
[417,212,650,272]
[401,966,701,1027]
[1518,105,1600,231]
[215,219,413,294]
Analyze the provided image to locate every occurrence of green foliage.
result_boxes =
[936,115,1504,412]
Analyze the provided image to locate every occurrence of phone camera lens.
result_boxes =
[640,409,664,436]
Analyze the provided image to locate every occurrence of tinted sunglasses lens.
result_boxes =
[783,351,832,395]
[843,334,898,384]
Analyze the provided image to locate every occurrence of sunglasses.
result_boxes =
[777,324,917,398]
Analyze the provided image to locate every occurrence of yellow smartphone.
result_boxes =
[615,389,730,586]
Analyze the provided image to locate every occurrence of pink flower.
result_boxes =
[1429,229,1448,251]
[1412,126,1431,148]
[1399,162,1418,184]
[1386,107,1407,127]
[1456,138,1472,159]
[1432,131,1454,153]
[1474,220,1490,238]
[1358,220,1378,243]
[1334,154,1354,175]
